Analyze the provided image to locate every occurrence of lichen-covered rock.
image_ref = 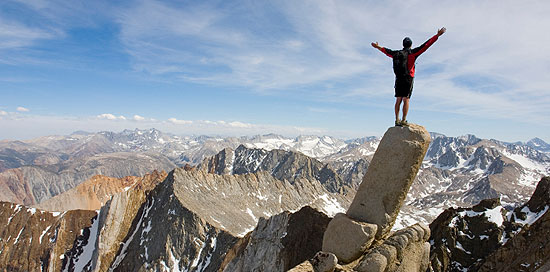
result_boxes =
[346,124,431,240]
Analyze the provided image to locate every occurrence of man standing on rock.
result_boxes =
[372,27,446,126]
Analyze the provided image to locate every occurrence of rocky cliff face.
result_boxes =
[476,176,550,272]
[429,198,513,272]
[221,206,331,272]
[429,176,550,272]
[104,173,239,271]
[0,202,97,271]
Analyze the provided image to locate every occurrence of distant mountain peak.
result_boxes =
[526,137,550,153]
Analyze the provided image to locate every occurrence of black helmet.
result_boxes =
[403,37,412,48]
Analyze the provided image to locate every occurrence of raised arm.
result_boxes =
[372,42,394,58]
[411,27,446,57]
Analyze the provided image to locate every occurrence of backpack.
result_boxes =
[393,49,410,77]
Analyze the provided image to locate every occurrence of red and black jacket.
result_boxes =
[377,34,439,78]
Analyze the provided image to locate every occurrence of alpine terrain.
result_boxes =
[0,127,549,271]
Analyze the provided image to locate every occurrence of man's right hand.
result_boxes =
[437,27,446,36]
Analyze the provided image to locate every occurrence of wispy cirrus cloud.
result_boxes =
[112,0,550,126]
[0,18,58,50]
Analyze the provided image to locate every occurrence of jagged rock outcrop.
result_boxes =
[0,202,96,271]
[198,144,352,195]
[35,170,167,211]
[290,124,431,272]
[429,176,550,272]
[429,198,511,272]
[321,124,430,267]
[80,165,349,271]
[0,152,175,205]
[345,124,431,239]
[476,176,550,271]
[477,208,550,272]
[221,206,331,272]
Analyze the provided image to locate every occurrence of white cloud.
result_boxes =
[227,121,252,128]
[0,110,7,116]
[168,118,193,125]
[133,115,145,121]
[97,113,126,120]
[16,106,30,112]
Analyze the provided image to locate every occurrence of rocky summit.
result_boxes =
[295,124,433,272]
[346,124,431,239]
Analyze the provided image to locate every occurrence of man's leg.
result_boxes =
[395,97,403,125]
[402,97,410,121]
[395,97,403,120]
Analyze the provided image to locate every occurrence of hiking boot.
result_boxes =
[401,120,409,126]
[395,119,402,126]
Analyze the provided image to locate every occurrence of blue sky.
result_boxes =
[1,0,550,142]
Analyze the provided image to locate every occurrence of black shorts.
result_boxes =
[394,76,414,98]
